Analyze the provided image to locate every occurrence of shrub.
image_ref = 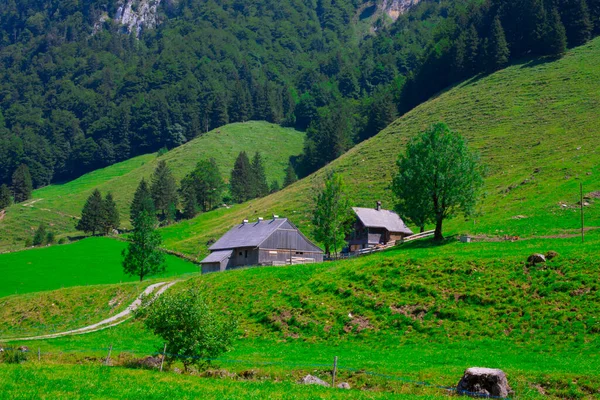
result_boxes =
[157,147,168,157]
[546,250,559,260]
[57,237,67,245]
[135,288,237,372]
[46,231,56,244]
[1,348,28,364]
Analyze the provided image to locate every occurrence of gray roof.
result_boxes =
[209,218,289,251]
[200,249,232,264]
[353,207,413,235]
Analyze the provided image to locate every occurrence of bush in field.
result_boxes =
[1,348,28,364]
[136,288,237,372]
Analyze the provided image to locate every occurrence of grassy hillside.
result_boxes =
[3,235,598,398]
[161,39,600,258]
[0,237,198,297]
[0,122,304,252]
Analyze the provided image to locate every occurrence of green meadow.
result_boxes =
[0,237,198,297]
[0,122,304,252]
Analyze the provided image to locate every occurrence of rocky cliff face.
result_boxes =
[382,0,421,20]
[114,0,163,36]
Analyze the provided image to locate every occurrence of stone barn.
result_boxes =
[200,217,323,274]
[346,202,413,252]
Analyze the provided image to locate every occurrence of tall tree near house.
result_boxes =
[122,210,166,282]
[487,16,510,71]
[283,161,297,187]
[0,184,12,209]
[102,192,120,235]
[76,189,105,236]
[150,160,178,220]
[131,178,155,224]
[312,171,353,257]
[251,152,269,198]
[392,123,483,241]
[230,151,253,203]
[11,164,33,203]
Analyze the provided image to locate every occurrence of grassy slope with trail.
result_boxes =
[161,38,600,258]
[0,122,304,252]
[2,234,599,398]
[0,237,198,297]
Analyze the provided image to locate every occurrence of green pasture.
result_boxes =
[0,237,198,297]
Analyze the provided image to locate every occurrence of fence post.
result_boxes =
[105,344,113,366]
[38,347,41,362]
[332,356,338,387]
[160,343,167,372]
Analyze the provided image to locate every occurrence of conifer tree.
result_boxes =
[544,7,568,56]
[131,178,155,224]
[251,152,269,198]
[283,161,297,187]
[0,184,12,209]
[451,32,467,81]
[487,16,510,71]
[33,223,47,246]
[150,160,178,219]
[180,158,224,213]
[11,164,33,203]
[122,211,166,282]
[102,192,120,235]
[523,0,548,54]
[589,0,600,34]
[561,0,592,47]
[211,95,229,129]
[230,151,253,203]
[76,189,105,235]
[465,24,481,74]
[270,180,281,194]
[181,184,198,219]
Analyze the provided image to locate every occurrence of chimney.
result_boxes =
[376,201,382,211]
[258,217,264,222]
[272,214,279,220]
[242,219,249,225]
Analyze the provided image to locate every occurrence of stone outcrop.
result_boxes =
[300,374,330,387]
[456,367,512,398]
[382,0,421,21]
[527,253,546,266]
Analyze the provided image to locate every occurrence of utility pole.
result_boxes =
[580,182,585,243]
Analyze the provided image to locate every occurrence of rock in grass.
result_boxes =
[456,367,512,398]
[138,355,162,369]
[545,250,559,260]
[300,374,330,387]
[527,253,546,266]
[337,382,351,389]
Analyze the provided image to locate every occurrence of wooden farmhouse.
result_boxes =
[346,202,413,252]
[200,217,323,274]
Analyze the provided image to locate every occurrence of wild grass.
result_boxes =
[161,38,600,258]
[0,237,199,297]
[0,122,304,252]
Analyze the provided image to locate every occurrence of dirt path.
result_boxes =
[0,281,180,342]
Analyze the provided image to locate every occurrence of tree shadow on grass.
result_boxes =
[396,236,459,251]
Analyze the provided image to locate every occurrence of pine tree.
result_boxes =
[122,211,166,282]
[179,158,224,212]
[283,161,297,187]
[270,180,281,193]
[76,189,105,235]
[131,178,155,224]
[150,160,178,219]
[230,151,253,203]
[589,0,600,34]
[544,7,568,56]
[0,184,12,209]
[102,192,120,235]
[465,24,481,75]
[451,32,467,81]
[251,152,269,199]
[561,0,592,47]
[487,16,510,71]
[211,95,229,129]
[523,0,548,55]
[11,164,33,203]
[33,223,47,246]
[181,183,198,219]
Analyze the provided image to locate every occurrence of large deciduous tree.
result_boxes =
[392,123,483,241]
[311,171,353,257]
[11,164,33,203]
[122,211,166,282]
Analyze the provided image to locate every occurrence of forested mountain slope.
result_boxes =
[160,38,600,257]
[0,122,303,252]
